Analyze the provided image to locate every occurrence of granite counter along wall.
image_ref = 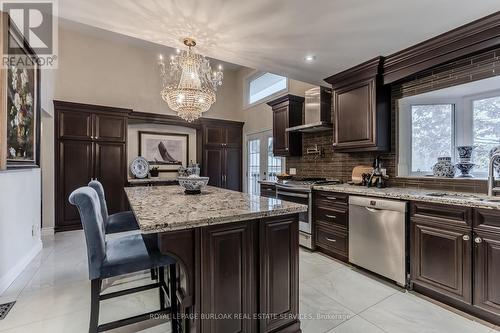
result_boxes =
[287,47,500,194]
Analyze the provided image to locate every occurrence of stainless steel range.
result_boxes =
[275,178,340,249]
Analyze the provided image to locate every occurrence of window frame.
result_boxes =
[398,89,500,179]
[244,71,289,108]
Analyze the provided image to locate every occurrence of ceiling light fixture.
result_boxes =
[304,55,316,62]
[159,38,223,122]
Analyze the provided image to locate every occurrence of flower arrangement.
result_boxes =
[7,66,34,161]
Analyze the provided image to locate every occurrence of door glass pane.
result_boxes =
[248,139,260,195]
[267,137,283,181]
[473,95,500,173]
[411,104,454,173]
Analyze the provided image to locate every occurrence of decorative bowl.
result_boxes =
[178,176,209,194]
[456,162,475,178]
[276,174,293,181]
[432,157,456,178]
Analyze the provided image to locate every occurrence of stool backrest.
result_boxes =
[88,180,109,222]
[69,186,106,280]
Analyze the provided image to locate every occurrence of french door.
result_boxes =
[247,131,284,195]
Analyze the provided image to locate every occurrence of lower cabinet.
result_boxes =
[411,203,500,325]
[198,215,300,333]
[411,218,472,304]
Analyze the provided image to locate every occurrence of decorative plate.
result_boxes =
[130,157,149,179]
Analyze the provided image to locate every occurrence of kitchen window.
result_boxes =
[246,72,288,106]
[398,91,500,178]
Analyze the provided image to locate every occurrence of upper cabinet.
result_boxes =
[267,94,304,157]
[325,57,390,152]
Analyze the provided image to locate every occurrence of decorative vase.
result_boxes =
[456,162,475,178]
[489,146,500,176]
[456,146,475,162]
[432,157,456,178]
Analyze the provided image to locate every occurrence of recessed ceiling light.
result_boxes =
[304,55,316,62]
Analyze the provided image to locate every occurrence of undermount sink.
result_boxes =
[425,192,500,203]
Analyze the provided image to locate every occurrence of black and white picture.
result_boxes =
[139,132,189,172]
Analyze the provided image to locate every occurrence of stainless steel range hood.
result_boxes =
[286,86,332,133]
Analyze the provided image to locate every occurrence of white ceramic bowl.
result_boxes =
[178,176,209,192]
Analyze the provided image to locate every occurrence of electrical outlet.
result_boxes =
[289,168,297,175]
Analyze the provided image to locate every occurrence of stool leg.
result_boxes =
[158,267,166,310]
[89,279,101,333]
[150,268,158,280]
[169,264,178,333]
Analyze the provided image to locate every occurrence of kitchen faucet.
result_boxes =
[488,153,500,197]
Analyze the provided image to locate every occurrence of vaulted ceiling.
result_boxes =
[58,0,500,85]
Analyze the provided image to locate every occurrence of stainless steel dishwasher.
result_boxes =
[349,196,408,286]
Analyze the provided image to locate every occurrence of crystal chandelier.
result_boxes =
[159,38,223,122]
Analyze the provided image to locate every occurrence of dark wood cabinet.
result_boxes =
[325,57,390,152]
[201,122,243,191]
[94,142,127,213]
[410,202,473,305]
[201,221,257,333]
[54,101,130,232]
[267,95,304,157]
[259,215,300,333]
[313,190,349,262]
[57,140,94,230]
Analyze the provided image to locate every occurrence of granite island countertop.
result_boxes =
[314,184,500,210]
[124,185,307,233]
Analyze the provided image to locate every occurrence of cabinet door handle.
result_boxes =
[462,235,470,241]
[474,237,483,244]
[325,196,337,200]
[325,214,337,219]
[325,237,337,242]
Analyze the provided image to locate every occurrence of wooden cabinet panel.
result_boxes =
[272,106,289,156]
[94,142,126,214]
[94,114,127,142]
[224,147,242,191]
[226,126,242,147]
[268,95,304,157]
[315,206,348,228]
[260,215,299,333]
[204,126,225,145]
[411,201,472,227]
[57,140,93,231]
[474,230,500,317]
[204,148,224,188]
[201,222,256,333]
[58,110,92,140]
[411,220,472,304]
[314,190,348,207]
[315,223,348,261]
[335,79,373,146]
[325,57,389,152]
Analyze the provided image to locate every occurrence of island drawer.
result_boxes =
[410,201,472,227]
[315,222,348,261]
[315,206,348,228]
[315,190,348,207]
[474,208,500,233]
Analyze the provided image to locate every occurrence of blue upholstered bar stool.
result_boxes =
[88,180,138,234]
[69,187,178,333]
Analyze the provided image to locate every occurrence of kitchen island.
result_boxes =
[125,185,307,333]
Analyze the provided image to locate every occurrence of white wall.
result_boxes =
[237,68,316,192]
[0,169,42,294]
[128,124,197,179]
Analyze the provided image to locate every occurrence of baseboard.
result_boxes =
[41,227,55,237]
[0,241,42,295]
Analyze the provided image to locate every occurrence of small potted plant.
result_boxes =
[149,166,159,178]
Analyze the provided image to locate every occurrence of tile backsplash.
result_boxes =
[286,46,500,194]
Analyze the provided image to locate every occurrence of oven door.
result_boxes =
[275,187,311,234]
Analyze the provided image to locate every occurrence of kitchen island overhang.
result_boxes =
[125,186,307,333]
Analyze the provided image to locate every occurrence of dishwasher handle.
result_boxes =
[349,195,407,213]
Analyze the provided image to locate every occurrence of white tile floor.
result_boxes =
[0,230,498,333]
